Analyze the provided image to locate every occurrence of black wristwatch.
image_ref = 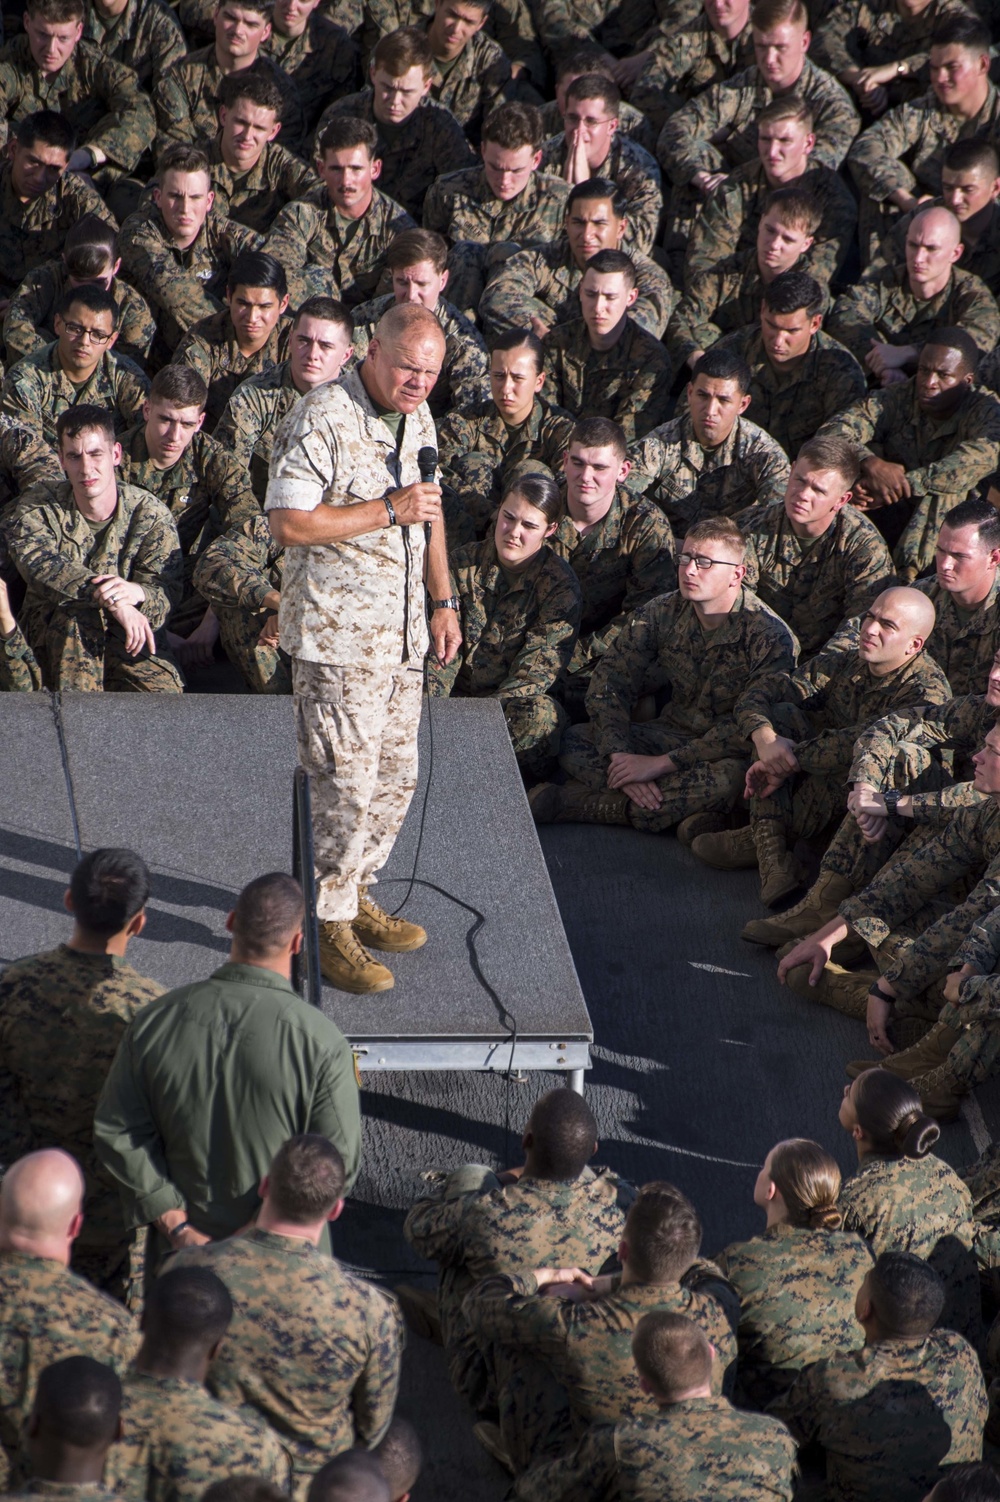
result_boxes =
[432,596,461,611]
[883,789,901,816]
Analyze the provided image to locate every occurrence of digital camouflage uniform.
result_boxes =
[264,12,359,134]
[265,365,435,921]
[463,1266,739,1472]
[713,324,868,459]
[8,479,184,692]
[626,12,755,134]
[666,250,804,370]
[914,575,1000,698]
[404,1165,634,1410]
[769,1330,987,1502]
[543,317,672,442]
[813,0,965,103]
[827,263,1000,365]
[105,1371,292,1502]
[435,394,576,541]
[214,357,304,502]
[818,379,1000,578]
[961,1129,1000,1287]
[153,48,305,158]
[0,1251,139,1489]
[0,342,149,448]
[422,165,569,315]
[0,411,65,511]
[538,132,663,257]
[426,28,511,140]
[685,158,859,287]
[847,81,1000,261]
[197,136,319,234]
[625,411,790,538]
[2,1480,134,1502]
[173,1227,403,1495]
[315,89,476,219]
[264,183,415,309]
[4,263,157,370]
[360,0,545,88]
[0,624,41,691]
[192,513,289,693]
[0,944,162,1296]
[174,309,288,429]
[875,196,1000,298]
[716,1223,874,1410]
[734,645,952,840]
[83,0,186,89]
[349,292,489,418]
[0,162,114,302]
[549,489,676,703]
[561,587,798,831]
[426,535,582,774]
[117,205,262,353]
[480,238,676,341]
[0,36,156,173]
[513,1396,798,1502]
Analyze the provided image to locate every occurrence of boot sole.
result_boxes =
[354,929,428,954]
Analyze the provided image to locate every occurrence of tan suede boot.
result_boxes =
[741,872,854,946]
[319,920,394,994]
[911,1059,966,1121]
[676,812,728,847]
[783,960,875,1018]
[846,1021,962,1081]
[753,818,805,907]
[355,888,427,952]
[529,781,631,826]
[690,825,757,869]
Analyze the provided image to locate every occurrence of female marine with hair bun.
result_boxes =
[716,1138,874,1407]
[839,1070,981,1349]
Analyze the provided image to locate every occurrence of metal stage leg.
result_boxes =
[567,1069,585,1096]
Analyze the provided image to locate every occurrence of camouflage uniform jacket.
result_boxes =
[105,1371,292,1502]
[174,309,288,427]
[642,12,756,101]
[265,364,435,665]
[9,480,183,633]
[0,342,149,447]
[404,1166,633,1371]
[538,133,663,257]
[585,586,799,764]
[117,206,262,352]
[0,944,162,1250]
[626,410,790,536]
[713,324,867,459]
[479,238,675,340]
[264,12,358,132]
[349,293,489,417]
[464,1269,739,1428]
[769,1331,987,1502]
[549,489,677,676]
[543,317,672,442]
[686,157,859,286]
[813,0,964,97]
[192,512,284,612]
[0,624,41,692]
[4,262,156,369]
[427,534,582,699]
[849,693,997,820]
[656,56,861,184]
[0,36,155,171]
[214,358,304,501]
[201,136,319,234]
[0,161,114,299]
[667,251,804,369]
[847,80,1000,204]
[0,1251,139,1488]
[116,422,259,555]
[0,411,66,511]
[436,395,576,496]
[717,1223,874,1410]
[513,1396,798,1502]
[83,0,186,89]
[173,1228,403,1474]
[735,646,952,773]
[913,573,1000,696]
[361,0,543,85]
[422,165,569,250]
[153,48,305,158]
[315,90,475,218]
[264,182,415,308]
[876,196,1000,297]
[827,263,1000,362]
[428,28,511,135]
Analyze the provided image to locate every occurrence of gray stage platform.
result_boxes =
[27,693,593,1083]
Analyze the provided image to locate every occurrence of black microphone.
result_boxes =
[417,445,438,549]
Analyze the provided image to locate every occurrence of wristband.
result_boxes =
[167,1219,191,1240]
[868,980,895,1006]
[383,496,397,526]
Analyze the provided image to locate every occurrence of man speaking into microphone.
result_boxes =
[266,303,461,995]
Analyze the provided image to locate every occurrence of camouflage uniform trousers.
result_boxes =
[560,721,747,832]
[293,657,423,922]
[503,694,566,777]
[217,606,292,695]
[819,742,954,891]
[25,604,183,693]
[446,238,523,319]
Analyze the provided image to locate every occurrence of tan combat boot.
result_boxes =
[355,887,427,952]
[846,1021,962,1081]
[911,1058,967,1122]
[319,920,394,994]
[690,825,757,869]
[741,872,854,947]
[676,812,728,847]
[529,781,631,826]
[783,960,875,1018]
[753,818,805,908]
